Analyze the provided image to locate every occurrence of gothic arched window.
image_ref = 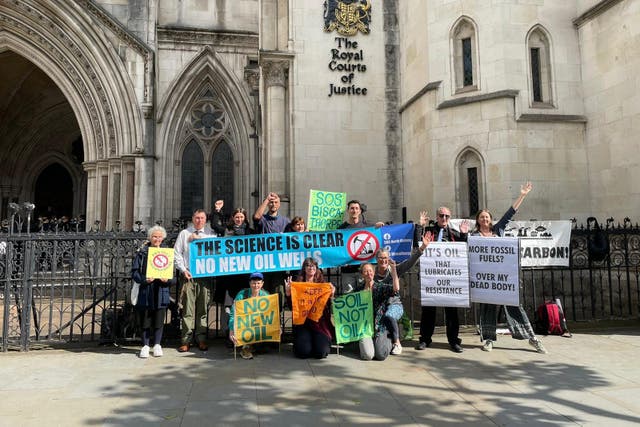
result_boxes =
[527,26,554,106]
[211,141,234,211]
[451,17,479,93]
[456,149,484,218]
[180,140,204,218]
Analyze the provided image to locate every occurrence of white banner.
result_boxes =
[420,242,469,307]
[468,236,520,306]
[505,220,571,267]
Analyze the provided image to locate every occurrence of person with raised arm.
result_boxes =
[472,181,547,354]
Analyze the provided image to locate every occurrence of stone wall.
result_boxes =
[578,0,640,220]
[400,1,592,222]
[288,0,396,223]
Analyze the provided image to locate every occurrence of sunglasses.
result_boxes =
[438,213,451,218]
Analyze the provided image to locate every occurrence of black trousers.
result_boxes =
[419,306,461,346]
[293,326,331,359]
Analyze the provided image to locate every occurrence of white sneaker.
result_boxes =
[139,345,150,358]
[390,343,403,355]
[152,344,163,357]
[529,338,548,354]
[482,340,493,352]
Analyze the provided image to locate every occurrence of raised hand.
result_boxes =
[419,210,429,226]
[422,231,434,246]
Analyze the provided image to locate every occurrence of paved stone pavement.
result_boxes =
[1,328,639,427]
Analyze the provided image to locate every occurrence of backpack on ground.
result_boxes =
[535,300,566,336]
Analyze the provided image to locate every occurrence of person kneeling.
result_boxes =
[229,272,270,359]
[356,261,403,361]
[285,258,334,359]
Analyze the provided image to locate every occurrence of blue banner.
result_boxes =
[381,223,415,263]
[189,227,384,277]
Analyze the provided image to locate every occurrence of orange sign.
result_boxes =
[291,282,333,325]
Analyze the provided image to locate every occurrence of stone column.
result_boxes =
[244,63,261,210]
[260,59,289,204]
[83,162,97,231]
[133,104,155,229]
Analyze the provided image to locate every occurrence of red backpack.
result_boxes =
[535,301,564,335]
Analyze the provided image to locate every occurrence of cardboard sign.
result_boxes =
[420,242,470,307]
[146,247,174,280]
[332,291,373,344]
[291,282,333,325]
[233,294,280,345]
[468,236,520,306]
[307,189,346,231]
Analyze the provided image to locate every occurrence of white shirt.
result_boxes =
[173,225,216,274]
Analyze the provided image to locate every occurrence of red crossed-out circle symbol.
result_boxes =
[152,253,169,269]
[347,231,380,261]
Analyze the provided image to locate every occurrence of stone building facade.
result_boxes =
[0,0,637,229]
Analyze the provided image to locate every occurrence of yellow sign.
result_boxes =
[291,282,333,325]
[146,247,174,280]
[234,294,281,345]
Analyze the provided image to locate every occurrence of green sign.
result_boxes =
[332,291,373,344]
[307,189,346,231]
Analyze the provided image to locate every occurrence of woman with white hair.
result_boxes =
[131,225,176,358]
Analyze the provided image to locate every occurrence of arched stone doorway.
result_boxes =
[34,164,75,220]
[1,0,149,229]
[0,50,86,221]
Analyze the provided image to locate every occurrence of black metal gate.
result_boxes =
[2,217,639,351]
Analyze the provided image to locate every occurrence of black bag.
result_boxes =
[587,217,609,262]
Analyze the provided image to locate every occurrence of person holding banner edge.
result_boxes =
[131,225,176,358]
[338,200,384,293]
[356,260,401,360]
[338,200,385,229]
[415,206,469,353]
[374,229,434,352]
[472,182,547,354]
[229,272,270,359]
[174,209,216,353]
[284,257,335,359]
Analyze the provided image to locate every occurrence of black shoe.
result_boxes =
[450,343,463,353]
[415,341,429,350]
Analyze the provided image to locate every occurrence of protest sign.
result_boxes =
[468,236,520,306]
[291,282,333,325]
[189,227,383,278]
[307,189,347,231]
[420,242,469,307]
[146,247,174,280]
[233,294,280,345]
[332,291,373,344]
[381,223,415,263]
[449,219,572,267]
[506,220,571,267]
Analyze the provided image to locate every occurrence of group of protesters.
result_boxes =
[131,182,548,360]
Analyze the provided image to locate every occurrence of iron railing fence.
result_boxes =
[2,220,639,351]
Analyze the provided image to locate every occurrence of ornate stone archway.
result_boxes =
[0,0,149,229]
